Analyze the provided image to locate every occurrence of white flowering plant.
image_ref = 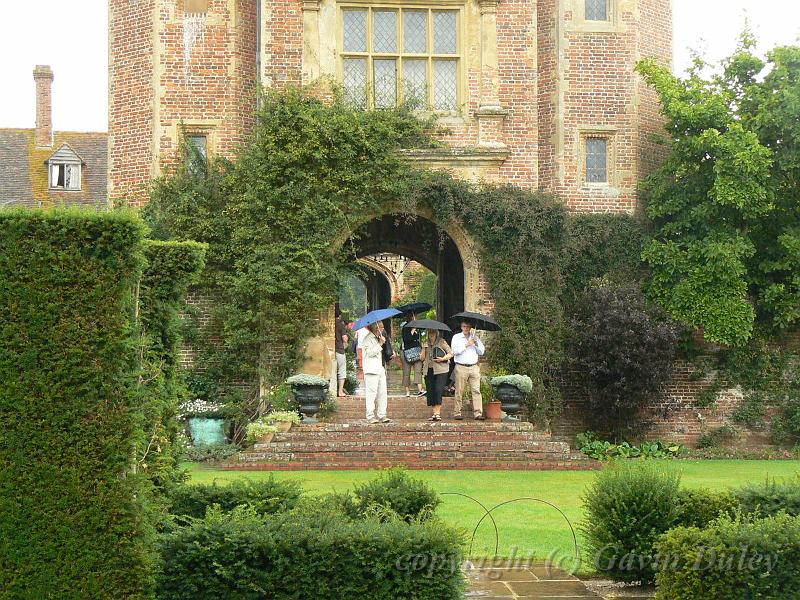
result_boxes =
[285,374,329,387]
[177,399,230,420]
[490,374,534,395]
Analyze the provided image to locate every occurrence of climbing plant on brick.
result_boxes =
[145,87,654,426]
[134,240,206,490]
[0,209,156,598]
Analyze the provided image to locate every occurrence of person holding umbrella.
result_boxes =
[408,319,453,421]
[451,319,487,420]
[448,311,501,420]
[352,308,401,424]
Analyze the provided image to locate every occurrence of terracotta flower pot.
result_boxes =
[485,400,503,421]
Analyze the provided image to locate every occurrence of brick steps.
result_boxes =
[221,411,598,470]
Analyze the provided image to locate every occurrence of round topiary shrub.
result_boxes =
[568,282,680,437]
[581,461,682,584]
[353,468,441,522]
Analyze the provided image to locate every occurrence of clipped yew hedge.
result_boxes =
[157,506,466,600]
[0,209,154,598]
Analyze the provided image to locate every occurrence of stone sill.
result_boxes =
[400,146,510,168]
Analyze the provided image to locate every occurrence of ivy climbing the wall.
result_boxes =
[145,87,595,425]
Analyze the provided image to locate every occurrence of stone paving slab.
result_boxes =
[465,564,600,599]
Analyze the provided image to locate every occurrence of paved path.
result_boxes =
[465,562,600,599]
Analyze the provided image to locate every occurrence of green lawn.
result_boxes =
[184,460,800,570]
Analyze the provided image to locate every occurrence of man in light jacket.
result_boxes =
[451,320,486,420]
[362,322,392,424]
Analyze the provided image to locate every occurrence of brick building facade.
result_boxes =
[108,1,772,448]
[109,0,672,210]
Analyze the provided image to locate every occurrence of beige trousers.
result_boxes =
[454,363,482,416]
[364,371,388,420]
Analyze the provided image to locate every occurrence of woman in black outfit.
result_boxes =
[420,328,453,421]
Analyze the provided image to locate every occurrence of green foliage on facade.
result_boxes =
[0,209,156,598]
[638,39,800,346]
[135,240,206,489]
[146,88,608,424]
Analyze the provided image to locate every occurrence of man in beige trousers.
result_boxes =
[450,320,486,420]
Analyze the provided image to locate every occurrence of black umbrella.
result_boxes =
[395,302,433,316]
[449,311,501,332]
[404,319,451,332]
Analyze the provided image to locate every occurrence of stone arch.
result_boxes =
[306,204,492,385]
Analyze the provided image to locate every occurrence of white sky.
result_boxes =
[0,1,799,132]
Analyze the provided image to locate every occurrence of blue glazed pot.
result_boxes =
[188,417,226,445]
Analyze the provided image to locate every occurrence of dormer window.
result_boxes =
[50,163,81,190]
[46,144,83,191]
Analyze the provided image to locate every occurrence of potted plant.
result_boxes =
[178,399,230,445]
[245,410,302,445]
[490,375,533,421]
[480,376,502,421]
[286,374,330,423]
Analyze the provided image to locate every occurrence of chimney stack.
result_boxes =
[33,65,54,147]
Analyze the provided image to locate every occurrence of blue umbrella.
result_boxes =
[351,308,402,331]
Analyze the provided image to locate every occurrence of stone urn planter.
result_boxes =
[490,375,534,422]
[286,374,330,424]
[188,417,226,445]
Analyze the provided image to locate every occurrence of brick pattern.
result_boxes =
[552,361,775,447]
[226,413,591,470]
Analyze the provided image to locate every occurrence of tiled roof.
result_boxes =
[0,129,108,210]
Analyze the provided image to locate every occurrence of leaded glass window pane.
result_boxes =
[373,59,398,108]
[343,9,367,52]
[433,59,457,110]
[403,59,428,107]
[433,11,457,54]
[343,58,368,108]
[403,11,427,53]
[585,0,608,21]
[586,138,608,183]
[372,10,397,53]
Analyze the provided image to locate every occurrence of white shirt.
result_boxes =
[451,331,485,366]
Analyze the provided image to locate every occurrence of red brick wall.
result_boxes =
[552,361,774,448]
[110,0,257,207]
[109,0,156,206]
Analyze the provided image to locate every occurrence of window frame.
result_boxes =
[579,127,616,188]
[48,162,82,191]
[584,0,610,22]
[337,2,464,114]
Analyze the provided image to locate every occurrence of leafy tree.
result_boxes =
[637,36,800,346]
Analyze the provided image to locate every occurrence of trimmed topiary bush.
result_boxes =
[734,476,800,518]
[167,478,303,520]
[581,461,682,584]
[655,514,800,599]
[0,208,155,598]
[156,505,466,600]
[675,488,740,529]
[352,467,441,521]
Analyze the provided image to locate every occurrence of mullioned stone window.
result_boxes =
[340,4,461,112]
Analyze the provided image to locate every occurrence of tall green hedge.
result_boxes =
[0,209,154,598]
[134,240,206,489]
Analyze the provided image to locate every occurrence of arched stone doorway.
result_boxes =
[347,214,465,322]
[301,208,487,385]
